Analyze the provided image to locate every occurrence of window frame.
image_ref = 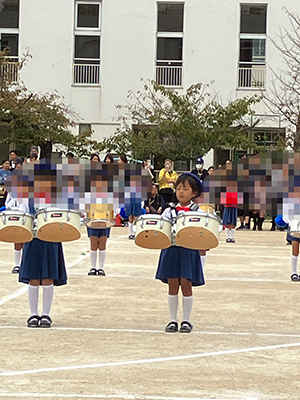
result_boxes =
[75,1,101,31]
[155,2,185,87]
[157,2,184,33]
[237,4,267,90]
[0,0,19,29]
[240,4,267,35]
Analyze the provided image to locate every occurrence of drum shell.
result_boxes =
[289,220,300,238]
[36,209,81,242]
[135,214,172,249]
[198,204,215,214]
[86,210,115,229]
[0,211,34,243]
[175,211,221,250]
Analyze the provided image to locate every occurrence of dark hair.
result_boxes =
[90,153,100,162]
[9,150,17,155]
[66,152,75,158]
[104,154,114,163]
[14,157,23,165]
[2,159,9,164]
[119,155,128,163]
[29,154,38,160]
[207,166,215,171]
[176,173,202,198]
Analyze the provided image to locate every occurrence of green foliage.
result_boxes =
[104,80,260,161]
[0,49,102,158]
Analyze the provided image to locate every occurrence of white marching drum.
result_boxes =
[175,210,222,250]
[36,208,81,242]
[85,210,115,229]
[135,214,172,249]
[0,211,34,243]
[289,220,300,238]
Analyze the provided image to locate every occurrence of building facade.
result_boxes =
[0,0,298,164]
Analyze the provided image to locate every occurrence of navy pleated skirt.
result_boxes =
[19,238,67,286]
[155,246,205,287]
[125,203,144,217]
[87,227,110,238]
[222,207,238,226]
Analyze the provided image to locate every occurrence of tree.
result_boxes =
[263,8,300,150]
[0,49,105,157]
[103,80,260,161]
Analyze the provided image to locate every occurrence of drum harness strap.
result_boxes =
[168,202,199,220]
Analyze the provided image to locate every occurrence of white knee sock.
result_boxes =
[231,229,235,238]
[28,285,39,316]
[42,284,54,316]
[14,250,22,266]
[182,295,193,322]
[90,250,97,269]
[291,255,298,274]
[128,223,134,235]
[98,250,106,270]
[225,228,230,238]
[201,255,206,268]
[168,294,178,322]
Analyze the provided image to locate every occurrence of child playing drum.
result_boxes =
[18,165,68,328]
[87,154,110,276]
[155,173,205,333]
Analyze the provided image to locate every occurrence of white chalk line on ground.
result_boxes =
[0,393,259,400]
[0,286,27,306]
[0,254,89,307]
[0,341,300,377]
[0,325,300,339]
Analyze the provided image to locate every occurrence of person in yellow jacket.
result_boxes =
[158,159,178,204]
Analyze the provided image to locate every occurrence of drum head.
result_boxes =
[37,223,81,242]
[135,230,171,249]
[0,227,33,243]
[175,227,219,250]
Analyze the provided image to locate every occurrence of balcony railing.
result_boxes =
[0,61,18,82]
[238,67,266,89]
[73,64,100,85]
[156,65,182,87]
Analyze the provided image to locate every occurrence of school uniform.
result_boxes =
[155,204,205,287]
[87,227,111,238]
[19,238,67,286]
[222,206,238,226]
[125,203,144,217]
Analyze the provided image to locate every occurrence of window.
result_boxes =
[0,0,19,28]
[0,33,18,56]
[0,0,19,81]
[73,1,101,85]
[156,2,184,87]
[75,35,100,61]
[238,4,267,89]
[157,37,182,61]
[240,5,267,34]
[158,3,184,32]
[79,124,92,135]
[76,4,100,29]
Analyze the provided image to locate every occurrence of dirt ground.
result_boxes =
[0,221,300,400]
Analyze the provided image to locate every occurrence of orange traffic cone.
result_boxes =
[114,214,123,227]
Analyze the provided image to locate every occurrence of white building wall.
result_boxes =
[15,1,300,147]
